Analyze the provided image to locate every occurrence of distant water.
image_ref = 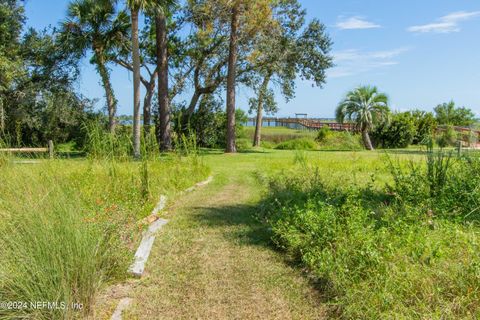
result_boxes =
[244,119,336,129]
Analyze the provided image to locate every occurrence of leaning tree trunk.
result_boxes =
[253,74,271,147]
[362,129,374,150]
[225,4,240,153]
[156,11,172,152]
[131,9,142,159]
[95,52,117,133]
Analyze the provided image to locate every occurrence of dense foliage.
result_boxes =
[258,150,480,318]
[372,112,416,148]
[411,110,437,144]
[434,101,475,126]
[172,96,248,149]
[0,0,98,147]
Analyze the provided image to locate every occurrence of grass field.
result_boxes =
[0,155,209,319]
[2,147,479,319]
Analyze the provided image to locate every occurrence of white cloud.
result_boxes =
[408,11,480,33]
[328,48,409,79]
[336,16,381,30]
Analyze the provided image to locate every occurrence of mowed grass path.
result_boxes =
[118,149,421,319]
[124,151,328,319]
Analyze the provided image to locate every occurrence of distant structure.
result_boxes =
[295,113,308,119]
[245,115,355,132]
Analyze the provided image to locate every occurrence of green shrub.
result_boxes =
[259,140,276,149]
[388,148,480,221]
[436,126,458,148]
[316,127,331,143]
[236,138,251,151]
[275,138,317,150]
[411,110,437,144]
[317,131,363,151]
[372,112,416,148]
[172,96,248,149]
[258,155,480,318]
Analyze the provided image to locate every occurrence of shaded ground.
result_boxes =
[121,153,326,319]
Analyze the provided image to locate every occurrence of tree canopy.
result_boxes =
[434,101,476,127]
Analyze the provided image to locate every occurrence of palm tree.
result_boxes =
[61,0,129,133]
[336,86,389,150]
[154,3,173,151]
[127,0,151,158]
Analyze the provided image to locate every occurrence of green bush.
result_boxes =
[372,112,416,148]
[411,110,437,145]
[317,131,364,151]
[259,140,276,149]
[388,148,480,221]
[235,138,251,151]
[316,127,331,143]
[436,126,458,148]
[275,138,317,150]
[258,154,480,318]
[172,96,248,149]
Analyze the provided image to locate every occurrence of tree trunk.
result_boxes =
[179,89,201,133]
[362,129,374,150]
[225,4,239,153]
[143,80,155,134]
[187,90,201,116]
[156,12,172,152]
[253,74,271,147]
[131,9,141,159]
[95,53,117,134]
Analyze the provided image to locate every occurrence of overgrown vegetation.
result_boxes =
[0,150,209,319]
[316,128,364,151]
[258,149,480,318]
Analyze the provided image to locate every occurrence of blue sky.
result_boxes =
[24,0,480,118]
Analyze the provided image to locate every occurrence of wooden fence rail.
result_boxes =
[0,140,54,158]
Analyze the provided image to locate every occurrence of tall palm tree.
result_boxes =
[127,0,151,158]
[336,86,390,150]
[154,3,173,152]
[61,0,129,133]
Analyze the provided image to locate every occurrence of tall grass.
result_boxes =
[259,150,480,318]
[0,123,210,319]
[83,121,133,160]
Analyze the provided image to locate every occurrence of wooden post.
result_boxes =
[48,140,54,159]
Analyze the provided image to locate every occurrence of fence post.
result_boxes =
[48,140,54,159]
